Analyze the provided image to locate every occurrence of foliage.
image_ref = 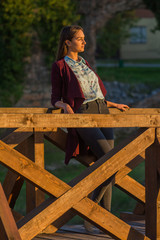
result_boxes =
[143,0,160,30]
[96,11,137,59]
[0,0,35,106]
[34,0,79,65]
[0,0,78,106]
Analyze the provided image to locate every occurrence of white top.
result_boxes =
[64,56,104,104]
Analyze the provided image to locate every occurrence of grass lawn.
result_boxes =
[97,67,160,89]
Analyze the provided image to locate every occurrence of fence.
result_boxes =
[0,107,160,240]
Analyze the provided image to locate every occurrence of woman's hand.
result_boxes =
[106,100,130,111]
[63,103,74,114]
[55,101,74,114]
[116,103,130,111]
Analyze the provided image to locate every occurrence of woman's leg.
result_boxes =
[76,128,114,208]
[91,139,114,211]
[76,127,112,158]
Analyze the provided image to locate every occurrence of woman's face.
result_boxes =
[66,30,86,53]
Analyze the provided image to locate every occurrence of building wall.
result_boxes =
[121,18,160,59]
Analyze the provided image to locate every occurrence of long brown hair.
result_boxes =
[56,25,83,61]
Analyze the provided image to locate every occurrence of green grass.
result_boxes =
[97,58,160,64]
[97,67,160,89]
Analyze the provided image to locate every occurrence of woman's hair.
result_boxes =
[56,25,83,61]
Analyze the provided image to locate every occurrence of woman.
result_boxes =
[51,25,129,232]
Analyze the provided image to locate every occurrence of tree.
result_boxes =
[143,0,160,30]
[35,0,79,65]
[77,0,144,67]
[0,0,35,106]
[97,11,137,59]
[0,0,78,106]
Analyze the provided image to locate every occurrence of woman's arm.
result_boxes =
[106,100,130,112]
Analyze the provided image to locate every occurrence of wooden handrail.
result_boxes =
[0,107,159,240]
[0,113,160,128]
[0,107,160,114]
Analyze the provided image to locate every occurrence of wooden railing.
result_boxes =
[0,108,160,240]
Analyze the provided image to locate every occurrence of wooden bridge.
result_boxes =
[0,107,160,240]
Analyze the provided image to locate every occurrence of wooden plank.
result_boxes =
[12,209,24,222]
[0,107,160,114]
[0,128,154,239]
[18,197,150,240]
[145,128,160,240]
[16,128,154,239]
[108,108,160,115]
[3,172,24,209]
[0,108,61,114]
[0,183,21,240]
[44,128,67,152]
[2,129,33,208]
[2,127,33,148]
[133,202,145,215]
[25,135,36,213]
[0,140,69,197]
[0,113,160,128]
[115,175,145,203]
[120,212,145,221]
[34,128,45,207]
[115,152,145,183]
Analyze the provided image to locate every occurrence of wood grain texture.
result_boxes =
[0,113,160,128]
[145,133,160,240]
[0,107,160,114]
[2,127,33,148]
[16,128,154,240]
[0,183,21,240]
[116,175,145,203]
[34,128,45,207]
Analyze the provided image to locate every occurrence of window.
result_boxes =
[130,26,147,44]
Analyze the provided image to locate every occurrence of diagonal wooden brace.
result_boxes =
[0,128,154,240]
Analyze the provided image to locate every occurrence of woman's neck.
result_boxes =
[66,51,79,61]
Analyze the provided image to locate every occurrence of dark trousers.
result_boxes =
[76,99,114,211]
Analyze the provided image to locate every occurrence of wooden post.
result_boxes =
[0,183,21,240]
[34,128,45,207]
[145,128,160,240]
[25,135,35,213]
[26,129,45,213]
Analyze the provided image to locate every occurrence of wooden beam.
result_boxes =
[0,128,154,239]
[33,128,45,207]
[115,175,145,203]
[2,136,38,209]
[115,151,145,183]
[0,113,160,128]
[120,212,145,221]
[44,128,67,152]
[2,127,33,148]
[0,107,160,114]
[145,128,160,240]
[19,195,150,240]
[0,108,61,114]
[15,128,155,239]
[3,172,24,209]
[0,183,21,240]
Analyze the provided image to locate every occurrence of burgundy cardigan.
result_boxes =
[51,58,107,164]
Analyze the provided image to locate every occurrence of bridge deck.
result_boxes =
[34,221,145,240]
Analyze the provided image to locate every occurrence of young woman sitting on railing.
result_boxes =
[51,25,129,232]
